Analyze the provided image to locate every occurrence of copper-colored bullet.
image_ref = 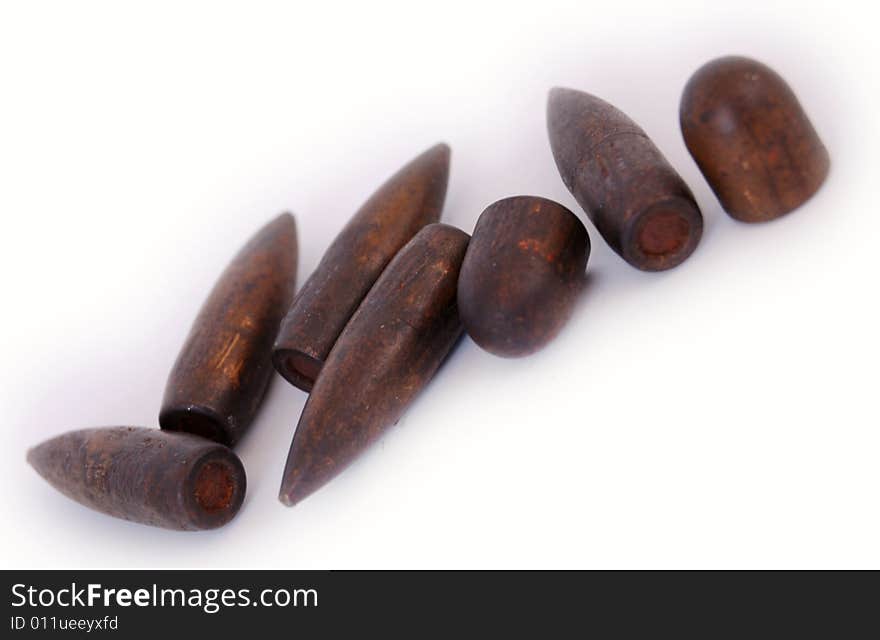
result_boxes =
[680,56,830,222]
[27,427,246,531]
[160,213,298,446]
[279,223,468,507]
[272,144,450,392]
[547,88,703,271]
[458,196,589,357]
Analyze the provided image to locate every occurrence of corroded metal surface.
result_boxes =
[279,223,469,507]
[458,196,589,357]
[272,144,450,392]
[27,427,246,530]
[548,88,703,271]
[160,213,298,446]
[680,56,829,222]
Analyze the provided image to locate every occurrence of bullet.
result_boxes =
[160,213,298,447]
[458,196,589,357]
[279,223,468,506]
[27,427,246,531]
[547,87,703,271]
[272,144,450,392]
[680,56,830,223]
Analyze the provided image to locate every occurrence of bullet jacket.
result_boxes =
[160,213,298,447]
[27,427,246,531]
[547,88,703,271]
[272,143,450,392]
[279,223,469,507]
[680,56,830,222]
[458,196,589,357]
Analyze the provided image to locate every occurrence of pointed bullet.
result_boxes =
[680,56,829,222]
[272,143,450,392]
[160,213,298,446]
[279,223,469,507]
[547,88,703,271]
[27,427,246,530]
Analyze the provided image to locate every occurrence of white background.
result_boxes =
[1,0,877,569]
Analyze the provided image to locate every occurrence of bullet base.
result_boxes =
[186,453,246,529]
[160,405,230,447]
[272,348,323,393]
[622,198,703,271]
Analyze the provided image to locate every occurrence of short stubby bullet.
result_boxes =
[547,88,703,271]
[458,196,589,357]
[680,56,830,223]
[27,427,246,531]
[160,213,298,447]
[279,223,469,507]
[272,143,450,392]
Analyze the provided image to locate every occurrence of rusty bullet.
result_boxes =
[27,427,246,530]
[458,196,589,357]
[547,87,703,271]
[279,223,469,506]
[272,143,450,392]
[160,213,298,447]
[680,56,830,223]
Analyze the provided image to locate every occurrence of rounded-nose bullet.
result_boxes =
[680,56,830,222]
[458,196,589,357]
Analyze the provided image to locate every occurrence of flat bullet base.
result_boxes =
[160,406,231,447]
[622,198,703,271]
[272,348,323,392]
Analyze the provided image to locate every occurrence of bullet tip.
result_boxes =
[271,211,297,234]
[548,86,583,106]
[278,484,304,508]
[25,438,49,468]
[278,467,323,508]
[278,491,294,507]
[424,142,451,165]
